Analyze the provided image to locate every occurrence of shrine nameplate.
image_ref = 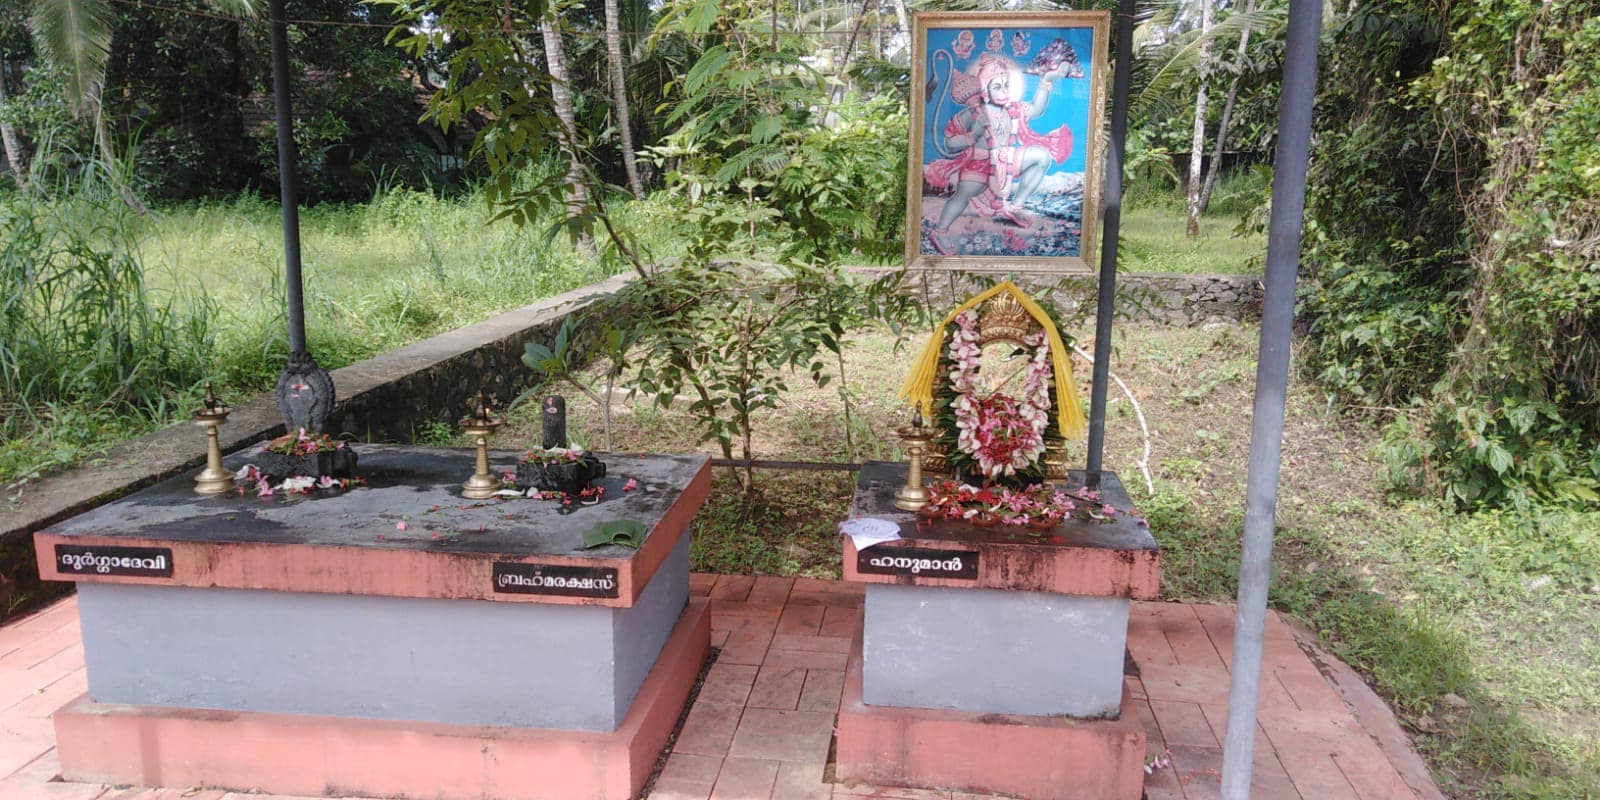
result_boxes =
[492,562,621,598]
[54,545,173,578]
[857,546,979,580]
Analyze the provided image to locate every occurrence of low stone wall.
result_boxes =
[0,275,631,611]
[1112,272,1264,325]
[851,268,1263,327]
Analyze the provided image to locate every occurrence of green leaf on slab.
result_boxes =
[582,520,648,550]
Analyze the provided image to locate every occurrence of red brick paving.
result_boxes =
[0,576,1445,800]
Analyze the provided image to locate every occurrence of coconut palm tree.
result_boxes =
[27,0,256,202]
[1184,0,1213,238]
[1198,0,1258,213]
[539,14,596,252]
[0,57,26,185]
[603,0,644,198]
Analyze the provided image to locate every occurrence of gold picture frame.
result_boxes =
[905,10,1110,273]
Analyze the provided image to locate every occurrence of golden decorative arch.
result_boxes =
[899,281,1086,440]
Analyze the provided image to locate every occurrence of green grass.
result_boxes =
[1117,174,1268,275]
[0,186,661,486]
[135,189,631,391]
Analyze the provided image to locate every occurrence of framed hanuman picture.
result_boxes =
[906,11,1110,272]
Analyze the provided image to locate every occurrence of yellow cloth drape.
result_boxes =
[897,280,1086,439]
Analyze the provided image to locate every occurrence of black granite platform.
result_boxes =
[44,444,708,560]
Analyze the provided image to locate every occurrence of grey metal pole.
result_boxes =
[1220,0,1322,796]
[268,0,307,355]
[1084,0,1135,486]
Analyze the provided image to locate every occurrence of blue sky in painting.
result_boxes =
[922,25,1095,174]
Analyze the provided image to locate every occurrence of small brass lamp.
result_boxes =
[894,413,933,512]
[192,382,235,495]
[459,391,505,500]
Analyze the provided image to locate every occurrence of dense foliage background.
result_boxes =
[1302,0,1600,509]
[5,0,1598,502]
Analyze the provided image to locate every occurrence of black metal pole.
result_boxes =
[1220,0,1322,795]
[268,0,307,355]
[267,0,335,436]
[1084,0,1135,486]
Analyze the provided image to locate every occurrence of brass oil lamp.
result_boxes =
[894,413,933,512]
[192,382,235,495]
[459,391,505,500]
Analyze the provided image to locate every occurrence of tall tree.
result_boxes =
[539,16,593,250]
[0,58,26,185]
[889,0,910,51]
[28,0,255,205]
[1197,0,1257,214]
[1184,0,1214,237]
[828,0,874,104]
[603,0,644,198]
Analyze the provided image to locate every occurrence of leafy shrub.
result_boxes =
[774,93,907,263]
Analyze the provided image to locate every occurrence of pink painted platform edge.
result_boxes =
[834,631,1147,800]
[841,535,1161,600]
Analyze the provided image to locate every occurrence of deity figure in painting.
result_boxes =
[923,51,1076,254]
[985,28,1005,53]
[919,27,1092,260]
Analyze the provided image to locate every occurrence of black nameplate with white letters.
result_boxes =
[857,546,979,580]
[493,562,620,598]
[55,545,173,578]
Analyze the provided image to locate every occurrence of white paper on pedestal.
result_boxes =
[839,517,902,550]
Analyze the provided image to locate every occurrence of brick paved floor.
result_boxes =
[0,576,1445,800]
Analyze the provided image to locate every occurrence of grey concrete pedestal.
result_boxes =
[862,583,1128,718]
[78,534,688,731]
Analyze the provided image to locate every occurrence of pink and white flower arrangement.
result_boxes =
[922,480,1110,528]
[231,463,363,497]
[946,311,1053,478]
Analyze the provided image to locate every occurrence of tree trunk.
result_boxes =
[540,18,593,251]
[871,2,882,61]
[1184,0,1214,239]
[0,60,27,187]
[1198,0,1257,214]
[603,0,644,199]
[828,0,874,105]
[890,0,910,47]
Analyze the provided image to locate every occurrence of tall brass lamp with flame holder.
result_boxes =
[459,392,505,500]
[192,383,235,495]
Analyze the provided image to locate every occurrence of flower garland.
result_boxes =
[946,310,1054,478]
[265,428,347,456]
